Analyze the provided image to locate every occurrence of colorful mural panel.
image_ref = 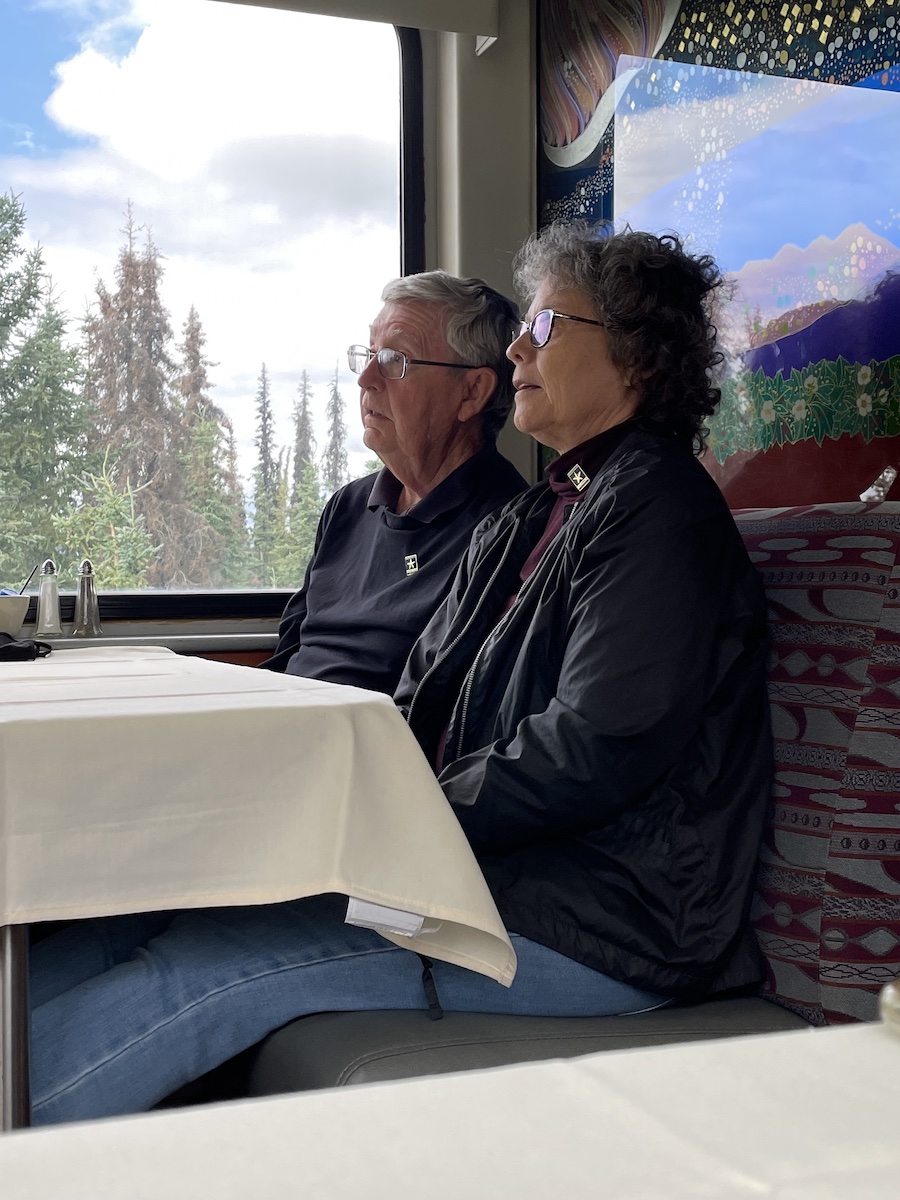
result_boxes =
[540,1,900,225]
[537,0,900,503]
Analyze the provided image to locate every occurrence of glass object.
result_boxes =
[513,310,603,348]
[881,981,900,1038]
[72,558,102,637]
[34,559,62,638]
[0,3,401,591]
[346,346,479,380]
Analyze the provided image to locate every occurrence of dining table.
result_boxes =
[0,1012,897,1197]
[0,645,515,1130]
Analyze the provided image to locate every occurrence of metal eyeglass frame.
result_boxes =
[514,309,603,349]
[347,345,479,380]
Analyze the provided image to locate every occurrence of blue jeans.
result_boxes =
[31,894,664,1125]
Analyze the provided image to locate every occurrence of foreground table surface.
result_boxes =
[0,1022,896,1198]
[0,646,513,982]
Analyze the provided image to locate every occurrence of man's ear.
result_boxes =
[457,368,497,424]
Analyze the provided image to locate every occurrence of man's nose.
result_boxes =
[358,355,382,388]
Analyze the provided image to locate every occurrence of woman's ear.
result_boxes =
[457,368,497,423]
[622,363,653,391]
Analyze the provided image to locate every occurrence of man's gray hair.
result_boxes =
[381,271,518,441]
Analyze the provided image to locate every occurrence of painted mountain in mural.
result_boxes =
[744,270,900,379]
[731,223,900,338]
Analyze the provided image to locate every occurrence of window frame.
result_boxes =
[20,15,422,629]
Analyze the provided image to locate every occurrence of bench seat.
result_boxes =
[247,998,810,1094]
[241,502,900,1098]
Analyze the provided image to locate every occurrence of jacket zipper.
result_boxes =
[450,628,492,761]
[451,496,595,758]
[406,515,522,732]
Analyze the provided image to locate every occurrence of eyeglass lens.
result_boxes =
[346,346,407,379]
[530,310,553,347]
[347,346,368,374]
[376,349,406,378]
[513,311,553,348]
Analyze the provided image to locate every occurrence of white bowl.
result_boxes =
[0,595,30,637]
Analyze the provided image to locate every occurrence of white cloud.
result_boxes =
[5,0,401,482]
[613,59,832,215]
[45,2,398,179]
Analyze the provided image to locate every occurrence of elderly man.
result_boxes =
[261,271,527,693]
[29,274,530,1127]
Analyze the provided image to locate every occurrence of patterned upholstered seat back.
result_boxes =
[734,502,900,1025]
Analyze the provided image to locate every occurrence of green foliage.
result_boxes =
[321,364,348,496]
[707,355,900,464]
[0,194,92,586]
[181,406,252,585]
[1,193,329,592]
[54,456,158,589]
[268,459,322,586]
[178,307,251,584]
[250,363,279,581]
[79,209,252,587]
[291,370,316,504]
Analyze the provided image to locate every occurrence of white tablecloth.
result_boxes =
[0,646,514,984]
[1,1022,897,1197]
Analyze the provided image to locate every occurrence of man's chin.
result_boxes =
[363,426,393,452]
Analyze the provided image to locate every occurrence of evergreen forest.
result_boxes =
[0,193,364,592]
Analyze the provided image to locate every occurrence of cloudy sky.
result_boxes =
[0,0,401,481]
[613,55,900,275]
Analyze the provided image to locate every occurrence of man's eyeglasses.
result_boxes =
[513,309,603,349]
[347,345,479,381]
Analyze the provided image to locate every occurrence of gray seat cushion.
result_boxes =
[247,997,810,1096]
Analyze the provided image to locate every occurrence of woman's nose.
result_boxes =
[506,329,528,363]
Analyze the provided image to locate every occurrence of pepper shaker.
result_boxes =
[72,558,102,637]
[34,559,63,638]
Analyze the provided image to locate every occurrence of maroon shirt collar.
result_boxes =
[545,419,637,500]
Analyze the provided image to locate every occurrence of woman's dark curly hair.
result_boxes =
[513,222,725,453]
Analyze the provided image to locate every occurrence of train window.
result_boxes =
[0,0,405,609]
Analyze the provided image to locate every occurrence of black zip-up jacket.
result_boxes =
[395,428,772,999]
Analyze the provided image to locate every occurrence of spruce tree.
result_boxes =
[251,363,278,580]
[254,362,276,501]
[268,446,293,586]
[54,453,158,589]
[0,194,90,584]
[321,364,348,496]
[291,370,316,503]
[177,305,250,584]
[81,207,199,586]
[271,368,323,585]
[286,460,323,580]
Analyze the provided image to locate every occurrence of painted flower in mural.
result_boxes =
[760,399,776,424]
[877,389,888,405]
[858,392,874,417]
[803,376,819,396]
[791,398,807,423]
[858,365,873,387]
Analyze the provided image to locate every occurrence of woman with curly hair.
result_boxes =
[31,224,771,1127]
[397,221,772,1004]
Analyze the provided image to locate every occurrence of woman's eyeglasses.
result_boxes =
[513,309,603,349]
[347,345,479,380]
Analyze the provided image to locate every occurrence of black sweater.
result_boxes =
[261,445,527,694]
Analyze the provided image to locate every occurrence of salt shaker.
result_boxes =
[34,558,63,637]
[72,558,102,637]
